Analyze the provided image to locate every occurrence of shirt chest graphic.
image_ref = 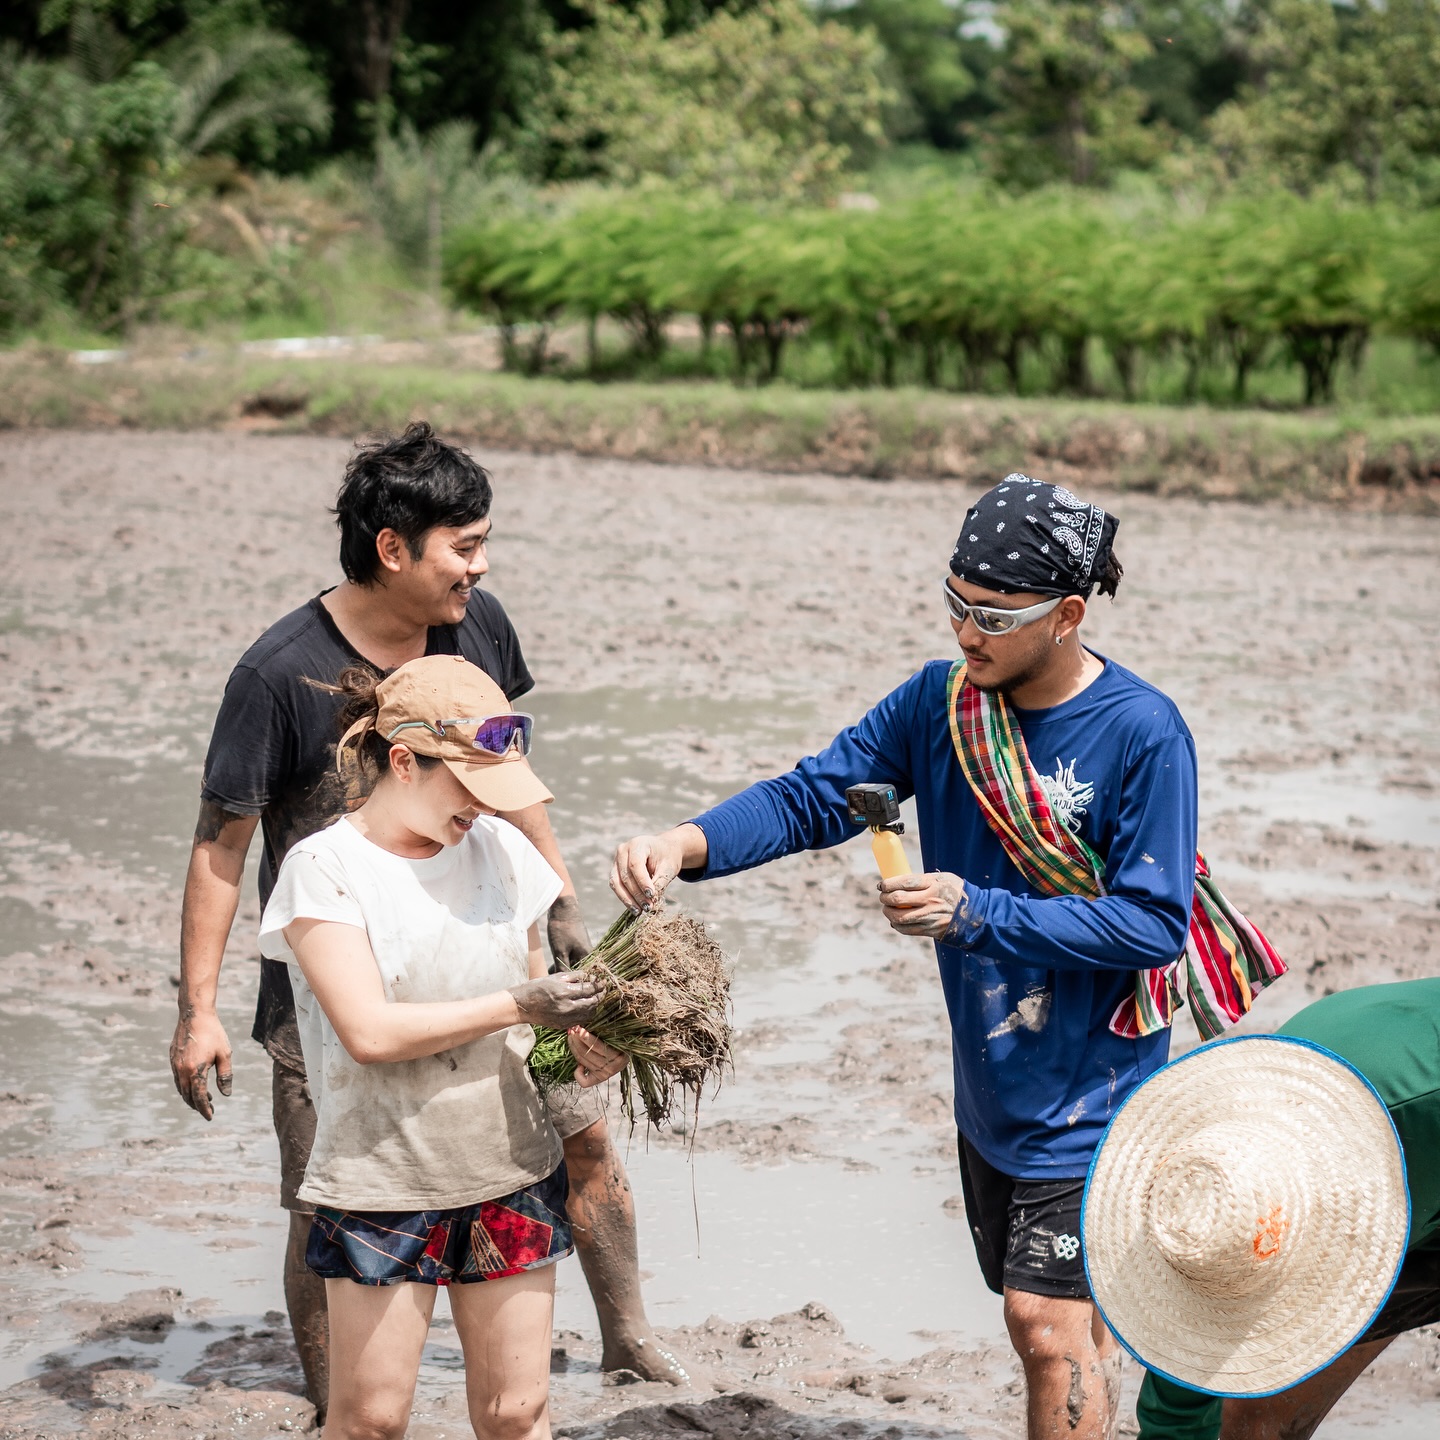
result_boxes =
[1037,756,1095,835]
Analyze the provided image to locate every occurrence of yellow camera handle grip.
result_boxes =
[870,828,911,880]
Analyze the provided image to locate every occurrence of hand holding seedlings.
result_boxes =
[610,823,708,911]
[566,1026,627,1087]
[529,907,732,1129]
[510,970,604,1028]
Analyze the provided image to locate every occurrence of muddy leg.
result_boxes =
[1004,1289,1112,1439]
[1091,1307,1122,1438]
[274,1060,330,1424]
[562,1117,712,1388]
[285,1210,330,1425]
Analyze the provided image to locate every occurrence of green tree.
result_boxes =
[168,24,329,162]
[983,1,1163,188]
[445,211,565,372]
[819,0,979,148]
[1128,0,1242,138]
[1385,208,1440,354]
[0,2,332,332]
[545,0,895,203]
[0,52,101,332]
[74,58,180,322]
[1210,0,1440,202]
[369,118,510,296]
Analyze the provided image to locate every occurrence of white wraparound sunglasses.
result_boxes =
[941,581,1061,636]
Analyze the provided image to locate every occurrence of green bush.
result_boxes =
[444,188,1434,407]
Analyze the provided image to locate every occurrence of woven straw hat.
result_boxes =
[1083,1036,1408,1397]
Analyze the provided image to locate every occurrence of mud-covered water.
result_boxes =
[3,432,1439,1438]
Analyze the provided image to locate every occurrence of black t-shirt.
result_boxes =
[200,588,533,1065]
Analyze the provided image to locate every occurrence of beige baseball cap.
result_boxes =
[341,654,553,813]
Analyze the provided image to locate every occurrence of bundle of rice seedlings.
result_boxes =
[528,908,732,1129]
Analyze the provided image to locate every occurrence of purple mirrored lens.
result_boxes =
[471,714,533,756]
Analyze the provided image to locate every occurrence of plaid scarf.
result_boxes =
[944,661,1286,1040]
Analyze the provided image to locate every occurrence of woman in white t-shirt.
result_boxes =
[259,655,623,1440]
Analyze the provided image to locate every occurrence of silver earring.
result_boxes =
[1055,635,1064,646]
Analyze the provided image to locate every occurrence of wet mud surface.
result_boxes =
[1,431,1438,1436]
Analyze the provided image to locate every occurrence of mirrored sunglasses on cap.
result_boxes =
[386,712,534,757]
[941,580,1061,636]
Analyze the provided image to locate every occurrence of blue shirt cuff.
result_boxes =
[942,881,987,949]
[677,815,713,882]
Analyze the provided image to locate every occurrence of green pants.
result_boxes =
[1136,1372,1222,1440]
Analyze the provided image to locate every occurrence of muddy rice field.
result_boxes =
[1,430,1438,1438]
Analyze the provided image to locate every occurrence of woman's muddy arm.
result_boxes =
[172,803,260,1120]
[288,918,603,1065]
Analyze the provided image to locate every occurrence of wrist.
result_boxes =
[500,991,524,1028]
[673,821,708,870]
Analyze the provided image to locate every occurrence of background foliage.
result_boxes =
[445,190,1425,405]
[4,0,1440,416]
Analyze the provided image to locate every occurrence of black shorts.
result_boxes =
[957,1133,1089,1300]
[1363,1245,1440,1342]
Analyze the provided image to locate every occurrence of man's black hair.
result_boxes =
[333,421,493,585]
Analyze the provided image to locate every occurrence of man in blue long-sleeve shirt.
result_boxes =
[611,477,1199,1440]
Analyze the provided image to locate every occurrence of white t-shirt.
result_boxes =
[258,814,563,1210]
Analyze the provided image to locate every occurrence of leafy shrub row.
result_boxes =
[446,193,1440,404]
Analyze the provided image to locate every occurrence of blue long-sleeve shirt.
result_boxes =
[686,656,1198,1179]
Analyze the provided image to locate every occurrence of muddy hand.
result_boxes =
[547,894,592,970]
[511,970,603,1029]
[567,1027,626,1087]
[169,1009,233,1122]
[879,871,969,939]
[610,830,687,912]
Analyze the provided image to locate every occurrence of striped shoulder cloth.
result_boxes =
[944,661,1286,1039]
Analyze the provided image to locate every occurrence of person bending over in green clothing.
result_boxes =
[1082,979,1440,1440]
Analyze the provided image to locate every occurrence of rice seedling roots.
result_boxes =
[529,908,732,1130]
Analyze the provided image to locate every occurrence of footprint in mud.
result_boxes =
[33,1354,159,1410]
[561,1390,951,1440]
[63,1287,181,1345]
[180,1315,306,1395]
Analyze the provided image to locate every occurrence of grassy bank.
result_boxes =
[4,351,1440,510]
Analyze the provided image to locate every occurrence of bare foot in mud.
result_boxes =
[603,1332,719,1390]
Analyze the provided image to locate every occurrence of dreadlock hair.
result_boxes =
[1095,548,1124,600]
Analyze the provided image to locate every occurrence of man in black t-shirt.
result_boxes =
[203,582,536,1071]
[171,425,701,1420]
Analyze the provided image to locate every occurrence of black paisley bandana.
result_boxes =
[949,474,1118,598]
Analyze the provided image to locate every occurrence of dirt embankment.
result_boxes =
[1,432,1438,1438]
[5,353,1440,509]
